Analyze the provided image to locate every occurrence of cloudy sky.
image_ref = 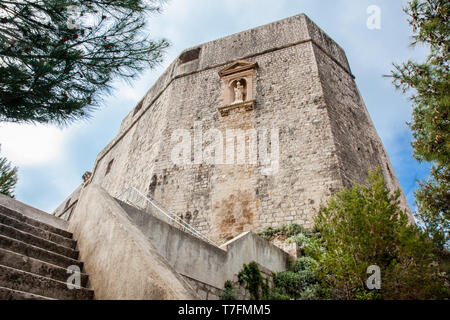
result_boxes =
[0,0,430,213]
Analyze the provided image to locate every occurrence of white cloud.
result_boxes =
[0,123,68,167]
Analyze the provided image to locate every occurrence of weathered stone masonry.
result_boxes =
[55,14,412,244]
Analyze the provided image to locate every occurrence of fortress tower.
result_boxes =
[55,14,412,244]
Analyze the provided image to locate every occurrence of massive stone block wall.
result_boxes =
[76,14,411,244]
[310,29,411,214]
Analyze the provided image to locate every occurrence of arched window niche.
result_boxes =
[218,60,257,117]
[229,78,247,104]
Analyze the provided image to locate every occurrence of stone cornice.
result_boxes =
[218,100,256,117]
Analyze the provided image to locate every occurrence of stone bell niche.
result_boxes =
[218,60,258,117]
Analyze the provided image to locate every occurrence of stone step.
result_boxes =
[0,213,77,250]
[0,223,78,259]
[0,205,72,239]
[0,286,54,300]
[0,265,93,300]
[0,235,83,270]
[0,248,89,287]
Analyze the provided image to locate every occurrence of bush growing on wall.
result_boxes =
[237,262,271,300]
[221,280,237,300]
[257,224,326,300]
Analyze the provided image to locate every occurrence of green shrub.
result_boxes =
[238,262,270,300]
[293,256,319,286]
[268,290,291,300]
[285,224,307,237]
[221,280,237,300]
[258,223,309,241]
[258,226,280,240]
[286,233,311,249]
[299,284,324,300]
[355,290,382,301]
[315,169,449,300]
[256,224,326,300]
[273,271,303,298]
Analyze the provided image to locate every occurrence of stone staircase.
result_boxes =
[0,204,94,300]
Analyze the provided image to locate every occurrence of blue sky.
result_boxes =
[0,0,431,213]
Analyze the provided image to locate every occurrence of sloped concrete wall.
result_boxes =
[69,184,198,300]
[118,201,290,290]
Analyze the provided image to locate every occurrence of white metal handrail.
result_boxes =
[117,187,217,247]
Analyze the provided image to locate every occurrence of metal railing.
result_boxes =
[117,187,217,247]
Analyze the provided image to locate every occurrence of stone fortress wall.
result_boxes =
[55,14,412,244]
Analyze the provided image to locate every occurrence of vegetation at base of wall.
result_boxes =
[258,223,306,241]
[227,257,326,301]
[220,280,237,300]
[314,169,449,300]
[271,256,327,300]
[250,224,327,300]
[238,262,270,300]
[226,169,449,300]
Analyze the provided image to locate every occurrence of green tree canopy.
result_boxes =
[0,0,169,124]
[314,169,448,300]
[390,0,449,249]
[0,146,18,198]
[415,165,449,249]
[391,0,449,164]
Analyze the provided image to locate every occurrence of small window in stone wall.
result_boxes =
[178,48,201,64]
[105,159,114,176]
